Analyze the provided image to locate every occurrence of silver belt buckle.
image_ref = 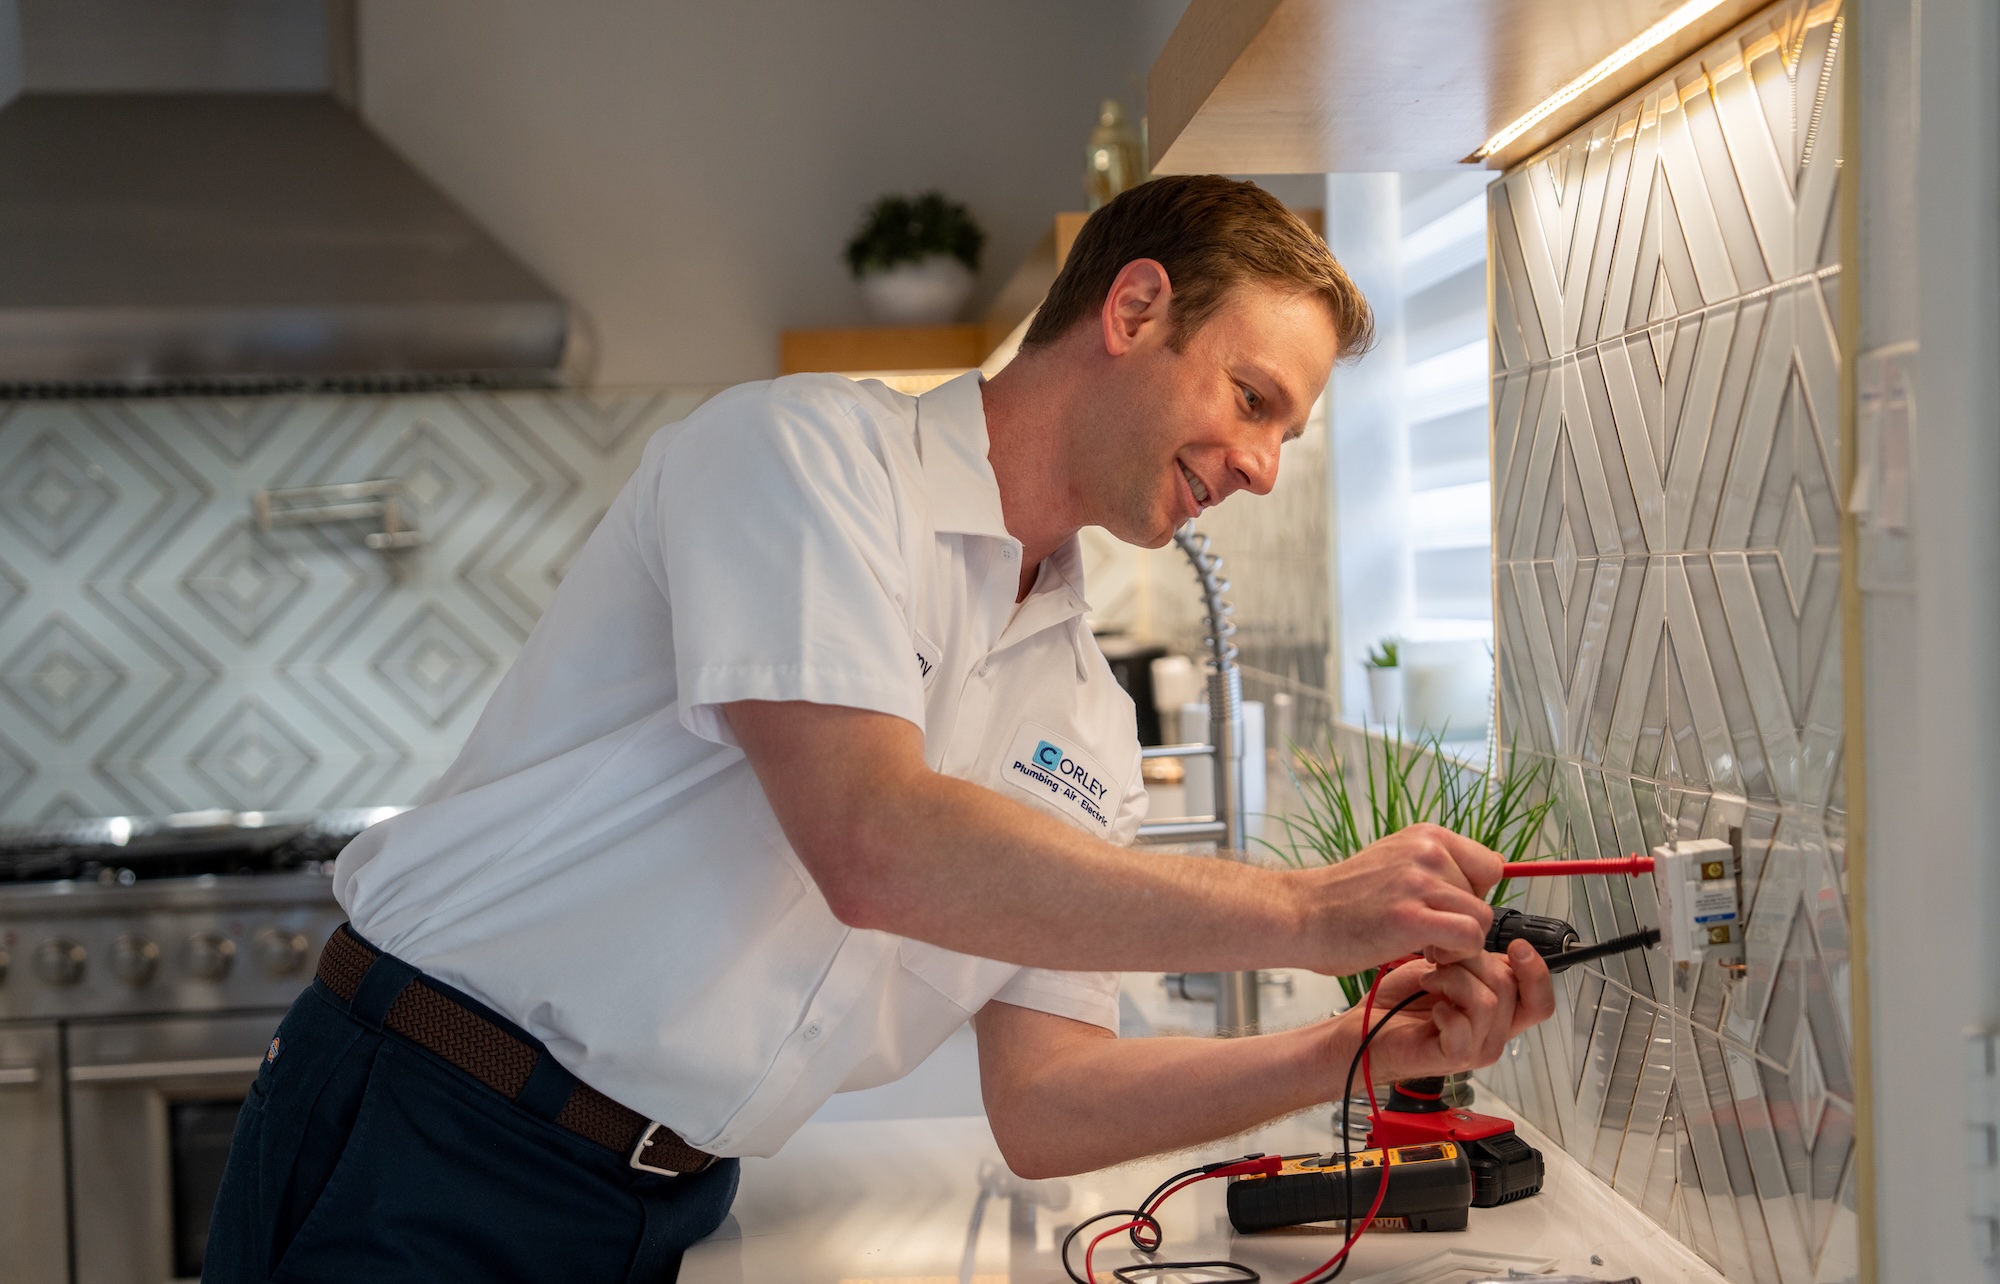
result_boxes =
[629,1121,693,1176]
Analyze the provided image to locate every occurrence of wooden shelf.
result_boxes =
[779,324,995,376]
[1147,0,1775,173]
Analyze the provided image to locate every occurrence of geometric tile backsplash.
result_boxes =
[1478,3,1855,1281]
[0,387,711,823]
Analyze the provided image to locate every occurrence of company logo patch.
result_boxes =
[1003,722,1118,832]
[266,1035,281,1064]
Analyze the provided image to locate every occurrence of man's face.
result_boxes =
[1077,279,1339,548]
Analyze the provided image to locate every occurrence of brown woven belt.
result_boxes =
[315,924,713,1176]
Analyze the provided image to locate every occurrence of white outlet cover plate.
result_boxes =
[1348,1247,1559,1284]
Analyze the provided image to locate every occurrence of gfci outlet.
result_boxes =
[1652,838,1744,968]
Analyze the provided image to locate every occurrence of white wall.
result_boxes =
[357,1,1187,386]
[1857,0,2000,1278]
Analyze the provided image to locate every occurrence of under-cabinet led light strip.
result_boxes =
[1471,0,1731,160]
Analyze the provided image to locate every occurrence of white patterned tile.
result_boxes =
[0,387,714,820]
[1484,3,1851,1278]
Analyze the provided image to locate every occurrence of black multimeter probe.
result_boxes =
[1540,927,1661,972]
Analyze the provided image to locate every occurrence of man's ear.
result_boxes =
[1099,259,1173,357]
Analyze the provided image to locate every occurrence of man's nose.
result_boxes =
[1227,432,1283,498]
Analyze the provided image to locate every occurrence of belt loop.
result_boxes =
[347,950,419,1030]
[514,1053,577,1123]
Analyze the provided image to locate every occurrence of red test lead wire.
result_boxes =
[1068,971,1420,1283]
[1500,854,1655,877]
[1080,1157,1283,1282]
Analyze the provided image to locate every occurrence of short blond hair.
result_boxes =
[1023,175,1374,359]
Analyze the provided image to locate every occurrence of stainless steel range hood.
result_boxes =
[0,93,569,393]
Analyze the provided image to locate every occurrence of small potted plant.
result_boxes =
[1364,637,1403,727]
[844,191,986,326]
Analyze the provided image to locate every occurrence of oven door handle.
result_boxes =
[68,1055,265,1084]
[0,1065,39,1087]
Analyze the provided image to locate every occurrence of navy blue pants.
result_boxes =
[203,956,738,1283]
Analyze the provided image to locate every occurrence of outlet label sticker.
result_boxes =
[1692,885,1739,924]
[1003,722,1116,832]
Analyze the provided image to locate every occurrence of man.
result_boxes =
[205,175,1554,1283]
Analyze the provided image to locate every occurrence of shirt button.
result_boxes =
[1001,546,1016,560]
[977,663,990,679]
[803,1021,822,1041]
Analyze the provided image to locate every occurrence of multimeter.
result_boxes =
[1226,1142,1475,1234]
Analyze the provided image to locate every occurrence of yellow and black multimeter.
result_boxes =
[1226,1142,1475,1234]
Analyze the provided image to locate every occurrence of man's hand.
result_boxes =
[1291,823,1506,975]
[972,942,1557,1178]
[1331,940,1555,1084]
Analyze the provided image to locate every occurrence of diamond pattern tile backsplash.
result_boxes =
[0,387,714,823]
[1479,3,1855,1281]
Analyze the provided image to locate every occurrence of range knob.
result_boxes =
[111,934,160,986]
[183,932,236,981]
[34,939,86,987]
[253,929,310,977]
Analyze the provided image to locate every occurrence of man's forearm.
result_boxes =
[974,1004,1352,1178]
[977,949,1554,1180]
[846,768,1303,972]
[727,700,1503,977]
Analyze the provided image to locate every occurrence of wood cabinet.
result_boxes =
[1146,0,1775,173]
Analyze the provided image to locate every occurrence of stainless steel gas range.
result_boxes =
[0,810,388,1284]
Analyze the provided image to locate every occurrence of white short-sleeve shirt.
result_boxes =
[333,371,1148,1158]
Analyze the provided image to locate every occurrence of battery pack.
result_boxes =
[1226,1143,1474,1234]
[1462,1131,1544,1206]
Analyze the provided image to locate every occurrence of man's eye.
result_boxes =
[1241,386,1261,411]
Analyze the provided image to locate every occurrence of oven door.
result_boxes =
[67,1012,286,1284]
[0,1022,67,1284]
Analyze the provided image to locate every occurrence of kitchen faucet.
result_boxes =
[1170,524,1258,1036]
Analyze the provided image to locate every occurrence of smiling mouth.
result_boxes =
[1177,460,1211,508]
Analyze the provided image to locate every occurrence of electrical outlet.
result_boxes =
[1651,838,1744,968]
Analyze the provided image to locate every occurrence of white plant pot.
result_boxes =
[1366,665,1405,728]
[858,256,975,326]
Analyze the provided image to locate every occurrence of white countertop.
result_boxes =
[681,976,1731,1284]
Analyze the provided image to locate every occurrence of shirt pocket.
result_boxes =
[896,937,1016,1012]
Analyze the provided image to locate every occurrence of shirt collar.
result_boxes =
[915,371,1012,541]
[1038,534,1090,608]
[915,370,1094,624]
[998,535,1095,652]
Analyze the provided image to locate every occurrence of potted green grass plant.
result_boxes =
[1261,725,1559,1009]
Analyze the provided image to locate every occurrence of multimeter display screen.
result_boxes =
[1393,1144,1450,1163]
